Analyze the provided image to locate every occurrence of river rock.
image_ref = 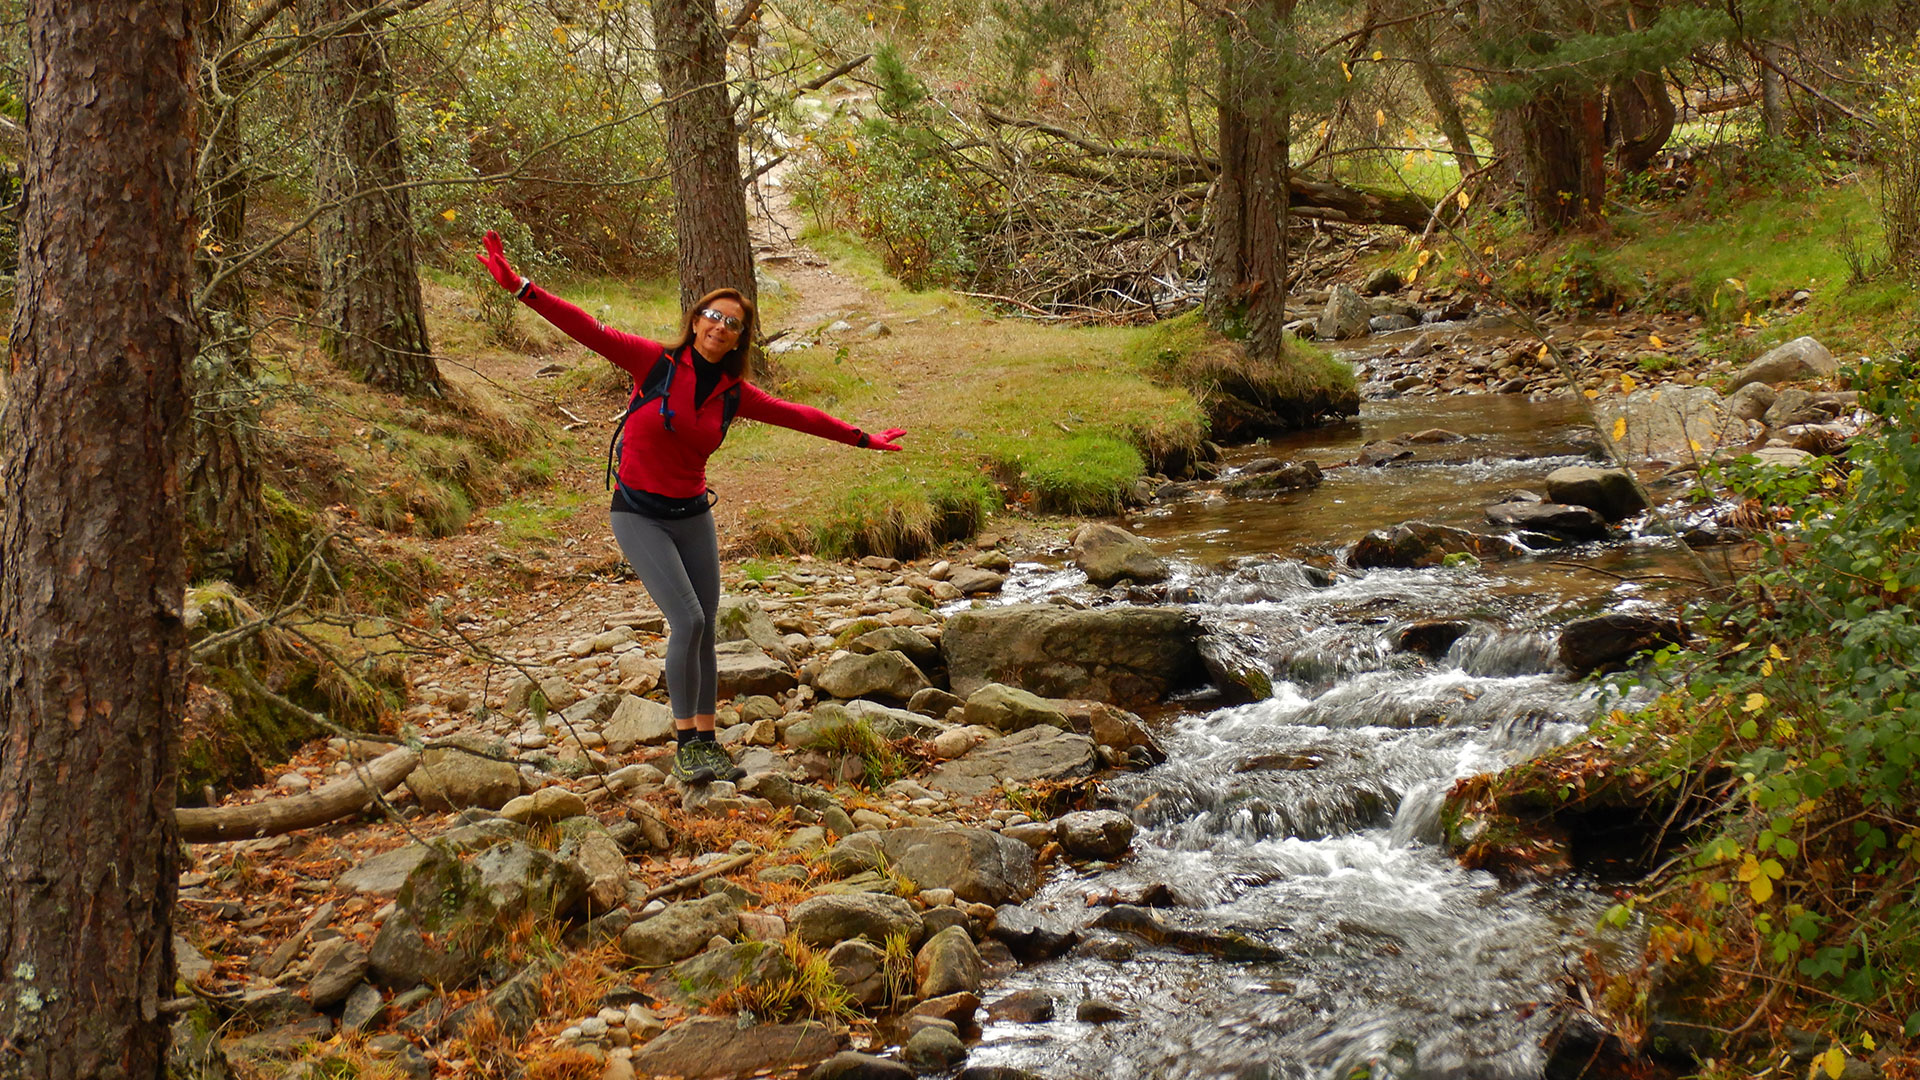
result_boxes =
[337,844,435,896]
[791,892,924,948]
[1543,467,1647,522]
[1723,382,1776,421]
[810,1052,915,1080]
[903,1026,967,1070]
[826,827,1037,904]
[908,991,982,1026]
[1484,500,1608,540]
[1559,612,1686,675]
[604,694,675,752]
[499,787,587,825]
[925,725,1100,797]
[1725,336,1837,393]
[1054,810,1136,860]
[1075,701,1165,761]
[931,725,997,759]
[1078,999,1129,1023]
[1590,386,1759,461]
[306,938,370,1009]
[619,893,740,967]
[955,1069,1046,1080]
[963,683,1069,733]
[1348,521,1528,569]
[1197,628,1273,703]
[850,627,942,669]
[815,649,931,702]
[943,604,1204,704]
[1369,314,1417,333]
[1319,284,1371,340]
[948,566,1006,595]
[987,905,1077,960]
[1089,905,1282,960]
[506,674,579,714]
[1395,619,1471,659]
[558,823,629,912]
[628,1018,842,1079]
[785,700,941,750]
[716,641,797,697]
[915,925,983,998]
[825,939,889,1006]
[470,840,589,920]
[405,735,519,812]
[1750,446,1816,468]
[1764,388,1854,427]
[1221,459,1323,497]
[987,989,1056,1023]
[649,941,798,1009]
[1069,523,1169,586]
[717,595,792,663]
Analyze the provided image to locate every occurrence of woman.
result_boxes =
[477,231,906,783]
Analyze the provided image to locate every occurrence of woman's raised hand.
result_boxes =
[868,428,907,452]
[476,230,521,292]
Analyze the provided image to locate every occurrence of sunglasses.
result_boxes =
[698,308,744,333]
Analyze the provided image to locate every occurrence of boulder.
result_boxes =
[1395,620,1471,659]
[628,1018,843,1079]
[925,726,1100,797]
[1559,612,1686,675]
[907,686,965,718]
[1485,500,1609,540]
[1089,904,1282,960]
[1590,386,1759,461]
[717,595,793,663]
[337,844,434,897]
[1197,629,1273,703]
[791,892,924,949]
[715,640,796,698]
[943,604,1203,705]
[1361,267,1402,295]
[784,700,941,750]
[849,627,941,669]
[469,840,588,920]
[1544,467,1648,522]
[1054,810,1136,860]
[825,827,1037,905]
[815,650,931,702]
[987,989,1057,1023]
[558,824,629,913]
[1348,521,1528,569]
[1069,523,1169,587]
[1080,702,1166,762]
[962,683,1069,733]
[915,925,983,999]
[404,735,519,812]
[368,853,498,988]
[810,1052,915,1080]
[619,893,740,967]
[987,906,1077,960]
[825,939,890,1007]
[948,566,1006,595]
[1725,336,1837,394]
[649,941,798,1009]
[903,1026,967,1070]
[499,787,587,825]
[1723,382,1776,422]
[604,694,675,752]
[1318,284,1371,341]
[906,991,981,1027]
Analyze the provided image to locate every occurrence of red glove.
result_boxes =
[868,428,907,452]
[476,230,523,293]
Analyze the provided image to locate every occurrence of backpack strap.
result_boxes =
[606,351,677,491]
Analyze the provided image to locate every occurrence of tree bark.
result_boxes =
[1205,0,1296,360]
[0,3,196,1076]
[306,0,442,396]
[188,0,266,584]
[1404,32,1480,176]
[1520,81,1607,230]
[652,0,757,311]
[1607,71,1675,174]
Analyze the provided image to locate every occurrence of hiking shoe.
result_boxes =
[669,742,716,785]
[697,739,746,782]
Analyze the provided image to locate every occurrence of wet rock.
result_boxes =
[1221,459,1323,496]
[949,566,1007,595]
[1544,467,1647,522]
[1348,521,1528,569]
[715,641,798,697]
[405,735,519,812]
[1369,313,1417,333]
[1197,629,1273,703]
[628,1018,843,1079]
[903,1026,967,1070]
[1079,702,1166,762]
[1069,522,1170,586]
[815,649,931,702]
[810,1052,915,1080]
[1395,620,1471,659]
[925,726,1100,798]
[1077,999,1129,1023]
[1318,284,1371,341]
[907,991,981,1027]
[1725,336,1836,394]
[825,939,889,1007]
[1559,612,1686,675]
[619,893,740,967]
[649,941,798,1009]
[943,604,1204,705]
[826,827,1037,904]
[916,925,983,998]
[1089,905,1283,960]
[1485,500,1609,540]
[988,905,1076,960]
[793,892,924,949]
[987,988,1056,1023]
[1591,387,1759,461]
[963,683,1069,733]
[955,1069,1047,1080]
[1054,810,1136,860]
[604,695,675,752]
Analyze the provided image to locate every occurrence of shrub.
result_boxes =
[1866,35,1920,276]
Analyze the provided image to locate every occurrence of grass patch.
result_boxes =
[488,491,594,547]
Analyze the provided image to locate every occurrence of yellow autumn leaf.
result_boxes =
[1750,875,1774,903]
[1375,109,1386,127]
[1483,244,1496,256]
[1372,49,1384,61]
[1650,334,1666,348]
[1769,644,1786,661]
[1690,438,1704,452]
[1416,249,1433,267]
[1537,343,1550,360]
[440,208,457,222]
[1761,659,1774,676]
[1744,692,1768,713]
[1583,389,1600,400]
[1824,1047,1845,1079]
[1743,310,1754,327]
[551,25,568,39]
[1737,855,1762,881]
[1341,62,1352,81]
[1612,418,1627,440]
[1406,265,1421,284]
[1457,191,1471,210]
[1864,1034,1876,1051]
[1620,373,1637,394]
[1694,934,1714,965]
[1730,642,1751,652]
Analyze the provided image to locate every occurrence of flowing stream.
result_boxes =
[960,380,1699,1079]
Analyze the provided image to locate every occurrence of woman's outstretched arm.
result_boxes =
[476,230,662,375]
[735,382,906,450]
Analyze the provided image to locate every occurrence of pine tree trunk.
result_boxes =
[189,0,266,584]
[652,0,757,312]
[1204,0,1295,360]
[1520,82,1607,230]
[1405,33,1480,176]
[0,3,195,1076]
[307,0,441,396]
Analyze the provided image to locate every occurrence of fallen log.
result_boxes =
[176,744,420,843]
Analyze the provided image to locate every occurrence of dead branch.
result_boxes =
[176,743,420,843]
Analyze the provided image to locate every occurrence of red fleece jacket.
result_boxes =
[523,286,866,499]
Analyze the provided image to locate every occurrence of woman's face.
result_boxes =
[694,297,746,361]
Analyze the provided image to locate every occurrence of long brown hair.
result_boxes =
[666,286,757,380]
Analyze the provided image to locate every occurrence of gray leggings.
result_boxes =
[609,509,720,719]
